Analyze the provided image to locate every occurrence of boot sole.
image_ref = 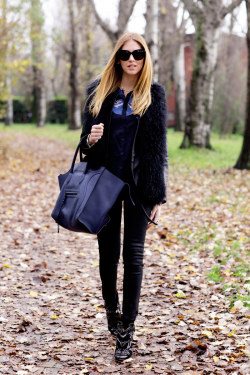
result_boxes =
[115,352,132,362]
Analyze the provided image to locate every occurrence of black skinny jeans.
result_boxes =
[97,192,153,323]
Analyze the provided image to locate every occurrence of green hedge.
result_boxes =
[0,98,68,124]
[47,98,68,124]
[0,99,32,123]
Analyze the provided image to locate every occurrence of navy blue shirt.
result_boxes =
[107,88,138,182]
[113,88,133,115]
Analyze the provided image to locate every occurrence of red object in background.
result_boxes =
[166,33,247,128]
[167,81,175,127]
[167,34,195,128]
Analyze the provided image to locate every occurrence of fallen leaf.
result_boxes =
[202,330,213,337]
[29,291,38,297]
[51,314,60,319]
[176,290,186,298]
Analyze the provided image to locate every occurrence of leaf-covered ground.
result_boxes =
[0,133,249,375]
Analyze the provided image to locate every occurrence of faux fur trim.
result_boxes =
[80,80,168,204]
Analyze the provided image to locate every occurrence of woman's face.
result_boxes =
[118,39,144,78]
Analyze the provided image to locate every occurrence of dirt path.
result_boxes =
[0,133,249,375]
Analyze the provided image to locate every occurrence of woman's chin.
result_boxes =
[124,70,140,77]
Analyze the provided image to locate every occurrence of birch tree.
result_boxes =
[0,0,30,125]
[158,0,189,131]
[83,0,92,83]
[30,0,46,127]
[1,0,22,125]
[212,32,246,135]
[4,76,13,126]
[180,0,243,149]
[235,0,250,169]
[51,0,94,129]
[67,0,82,130]
[145,0,159,80]
[1,0,12,126]
[220,11,235,135]
[89,0,138,47]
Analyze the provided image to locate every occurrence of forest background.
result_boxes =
[0,1,249,373]
[0,0,250,167]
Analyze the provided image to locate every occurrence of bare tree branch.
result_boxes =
[89,0,138,45]
[221,0,243,19]
[181,0,202,19]
[231,9,247,34]
[117,0,138,35]
[177,1,188,33]
[89,0,118,44]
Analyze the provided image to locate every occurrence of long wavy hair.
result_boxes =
[89,32,153,117]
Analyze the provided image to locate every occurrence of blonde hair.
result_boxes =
[89,32,153,117]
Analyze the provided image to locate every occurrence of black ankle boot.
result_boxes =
[115,320,135,361]
[105,301,121,336]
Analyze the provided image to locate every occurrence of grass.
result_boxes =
[207,239,250,308]
[167,129,242,170]
[179,226,249,309]
[0,123,243,170]
[0,123,81,149]
[207,266,224,283]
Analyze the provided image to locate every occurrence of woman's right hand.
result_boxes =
[88,123,104,145]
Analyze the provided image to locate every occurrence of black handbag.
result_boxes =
[51,139,132,234]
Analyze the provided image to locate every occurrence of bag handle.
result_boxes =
[70,138,85,173]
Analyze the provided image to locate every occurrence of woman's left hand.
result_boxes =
[147,204,161,230]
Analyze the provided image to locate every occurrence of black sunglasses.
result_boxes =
[117,49,145,61]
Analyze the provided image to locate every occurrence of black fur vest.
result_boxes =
[80,80,168,205]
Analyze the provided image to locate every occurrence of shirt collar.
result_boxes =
[117,87,133,99]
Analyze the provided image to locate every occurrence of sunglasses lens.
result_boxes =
[117,49,145,61]
[118,50,130,61]
[133,50,145,60]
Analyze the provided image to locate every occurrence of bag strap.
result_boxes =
[140,203,158,226]
[70,140,83,173]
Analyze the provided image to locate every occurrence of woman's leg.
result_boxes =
[122,197,153,323]
[97,198,122,308]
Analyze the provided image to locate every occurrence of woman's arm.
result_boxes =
[156,83,168,205]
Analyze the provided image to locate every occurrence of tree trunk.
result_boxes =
[4,76,13,126]
[234,0,250,169]
[220,13,234,136]
[51,52,60,98]
[180,0,242,149]
[174,42,186,131]
[2,0,13,126]
[157,0,188,129]
[68,0,81,130]
[5,98,13,126]
[30,0,46,127]
[84,0,92,83]
[36,68,46,127]
[180,19,219,148]
[145,0,159,81]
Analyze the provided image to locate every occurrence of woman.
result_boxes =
[80,32,168,361]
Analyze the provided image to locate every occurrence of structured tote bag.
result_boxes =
[51,139,132,234]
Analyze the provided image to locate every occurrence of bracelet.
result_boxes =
[86,134,94,148]
[86,134,90,147]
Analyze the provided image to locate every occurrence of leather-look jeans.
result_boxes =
[97,192,153,323]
